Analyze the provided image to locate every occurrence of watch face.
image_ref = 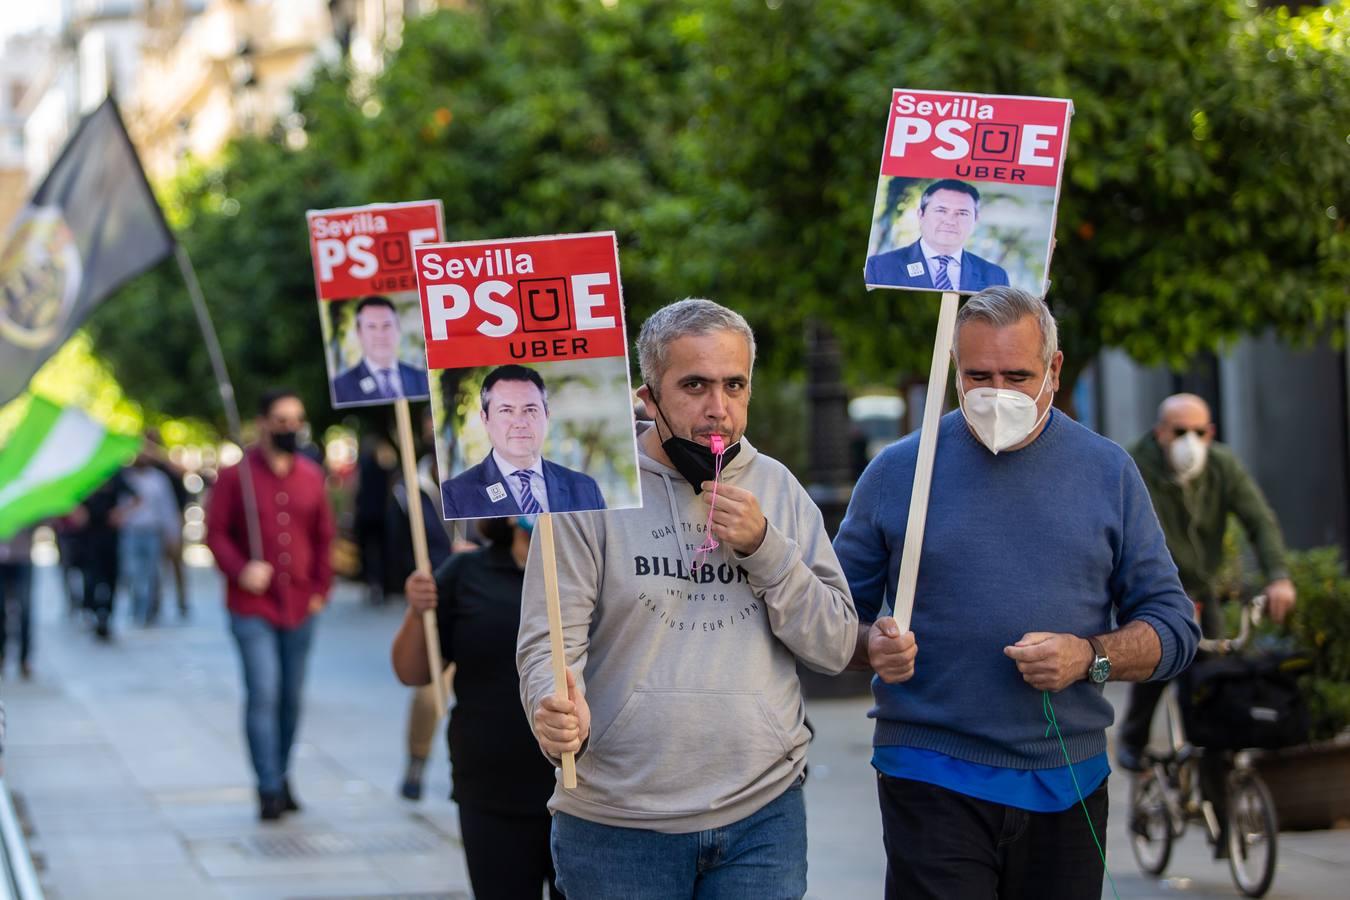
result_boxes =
[1090,657,1111,684]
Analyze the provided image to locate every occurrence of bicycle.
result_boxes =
[1128,595,1280,898]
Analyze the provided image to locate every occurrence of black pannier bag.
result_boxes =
[1181,651,1311,751]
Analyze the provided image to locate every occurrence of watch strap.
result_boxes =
[1087,635,1106,662]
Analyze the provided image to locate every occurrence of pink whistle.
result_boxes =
[710,434,725,455]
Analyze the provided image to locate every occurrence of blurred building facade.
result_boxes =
[129,0,336,179]
[0,0,457,198]
[0,32,57,227]
[125,0,457,179]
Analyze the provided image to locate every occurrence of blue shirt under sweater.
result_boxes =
[873,746,1111,813]
[834,410,1200,771]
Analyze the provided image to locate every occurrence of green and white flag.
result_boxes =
[0,396,140,539]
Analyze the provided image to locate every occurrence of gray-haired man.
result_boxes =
[834,286,1199,899]
[517,298,858,899]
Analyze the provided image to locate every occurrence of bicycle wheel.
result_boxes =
[1130,772,1173,876]
[1227,770,1278,898]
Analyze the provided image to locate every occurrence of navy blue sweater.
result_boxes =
[834,411,1200,769]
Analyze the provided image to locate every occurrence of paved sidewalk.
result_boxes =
[2,559,1346,898]
[4,562,467,899]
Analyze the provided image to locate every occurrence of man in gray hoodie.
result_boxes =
[518,298,858,899]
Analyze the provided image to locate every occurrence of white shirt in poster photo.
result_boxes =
[361,357,403,398]
[918,238,963,291]
[491,449,550,513]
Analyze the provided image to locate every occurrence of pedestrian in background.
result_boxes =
[0,526,36,679]
[206,389,334,821]
[355,434,395,604]
[120,451,181,625]
[392,516,561,900]
[386,448,454,800]
[143,428,190,617]
[1116,392,1296,773]
[72,470,135,640]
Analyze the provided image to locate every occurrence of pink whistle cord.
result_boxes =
[694,435,726,567]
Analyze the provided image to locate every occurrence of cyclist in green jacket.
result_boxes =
[1116,392,1296,772]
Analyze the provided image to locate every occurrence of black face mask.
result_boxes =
[271,430,299,455]
[648,389,740,493]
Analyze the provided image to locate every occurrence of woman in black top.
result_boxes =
[392,516,561,900]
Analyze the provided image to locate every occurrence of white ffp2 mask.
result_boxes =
[1168,432,1208,481]
[957,366,1053,454]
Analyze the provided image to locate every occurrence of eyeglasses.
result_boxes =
[1172,427,1209,438]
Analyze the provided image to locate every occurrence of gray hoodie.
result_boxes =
[517,427,858,833]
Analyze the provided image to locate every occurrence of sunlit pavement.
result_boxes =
[1,559,1345,898]
[4,561,467,899]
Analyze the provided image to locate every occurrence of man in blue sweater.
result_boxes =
[834,286,1200,899]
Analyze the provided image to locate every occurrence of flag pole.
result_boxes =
[892,291,959,632]
[174,244,263,560]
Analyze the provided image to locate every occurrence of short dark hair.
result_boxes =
[258,387,301,418]
[919,179,981,213]
[354,295,398,321]
[479,365,548,414]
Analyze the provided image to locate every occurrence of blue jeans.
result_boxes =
[551,781,807,900]
[229,613,316,793]
[119,526,163,623]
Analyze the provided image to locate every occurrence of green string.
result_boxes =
[1042,691,1122,900]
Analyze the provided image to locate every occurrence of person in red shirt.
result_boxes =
[207,389,334,821]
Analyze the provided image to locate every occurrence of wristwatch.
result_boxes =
[1086,636,1111,684]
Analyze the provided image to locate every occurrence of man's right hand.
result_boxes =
[405,571,437,614]
[239,560,274,595]
[1264,578,1296,624]
[534,668,591,758]
[869,617,918,683]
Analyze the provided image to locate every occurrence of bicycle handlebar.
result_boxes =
[1196,594,1266,654]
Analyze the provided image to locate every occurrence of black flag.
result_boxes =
[0,97,175,404]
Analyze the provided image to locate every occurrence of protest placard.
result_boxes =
[307,199,448,713]
[864,89,1073,298]
[307,201,444,408]
[415,231,641,523]
[864,88,1073,632]
[415,230,641,789]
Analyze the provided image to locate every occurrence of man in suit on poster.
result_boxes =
[441,364,606,519]
[332,296,430,403]
[865,179,1011,292]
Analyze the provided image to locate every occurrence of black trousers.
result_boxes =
[1120,597,1222,754]
[877,773,1108,900]
[78,546,119,624]
[0,564,33,664]
[458,803,563,900]
[1118,680,1165,753]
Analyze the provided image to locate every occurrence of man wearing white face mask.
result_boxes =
[1116,393,1294,775]
[834,286,1200,900]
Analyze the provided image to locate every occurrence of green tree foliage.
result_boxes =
[89,0,1349,434]
[662,0,1350,393]
[91,0,691,433]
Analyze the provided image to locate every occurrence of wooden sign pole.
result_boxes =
[892,291,960,633]
[537,512,578,789]
[394,397,448,715]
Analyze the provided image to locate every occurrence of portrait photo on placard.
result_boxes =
[321,291,431,408]
[864,176,1058,297]
[428,355,641,521]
